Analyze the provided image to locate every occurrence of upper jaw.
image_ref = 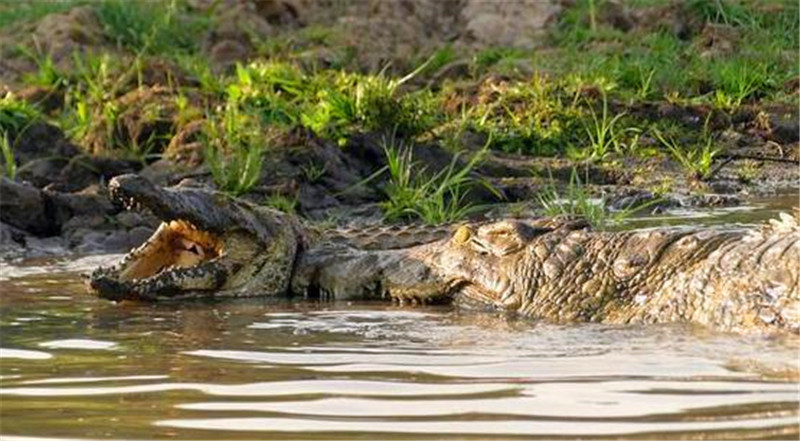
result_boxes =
[110,174,240,237]
[109,174,303,249]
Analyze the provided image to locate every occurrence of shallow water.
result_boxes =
[1,202,799,440]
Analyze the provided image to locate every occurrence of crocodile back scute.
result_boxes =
[325,223,469,250]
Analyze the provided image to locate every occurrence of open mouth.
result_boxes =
[88,175,246,301]
[89,174,300,302]
[116,220,222,282]
[89,216,234,302]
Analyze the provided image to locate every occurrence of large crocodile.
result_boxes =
[89,175,800,333]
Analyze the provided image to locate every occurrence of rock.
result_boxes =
[17,158,72,190]
[128,226,155,245]
[11,122,79,166]
[209,39,251,71]
[61,214,107,232]
[768,112,799,144]
[0,222,66,260]
[461,0,560,48]
[32,6,104,62]
[16,86,64,113]
[115,211,146,229]
[47,185,115,220]
[0,178,54,236]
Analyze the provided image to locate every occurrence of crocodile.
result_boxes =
[89,174,800,333]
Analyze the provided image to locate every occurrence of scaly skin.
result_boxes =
[430,218,799,333]
[89,175,799,333]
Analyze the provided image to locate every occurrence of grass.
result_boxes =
[0,131,16,179]
[574,94,640,161]
[176,54,226,96]
[709,59,775,109]
[60,51,126,141]
[264,194,298,214]
[18,47,68,89]
[469,74,579,155]
[653,127,720,181]
[300,162,326,183]
[94,0,210,56]
[735,159,760,184]
[227,60,440,143]
[202,103,265,196]
[538,167,655,229]
[0,1,84,27]
[0,95,42,138]
[370,134,494,224]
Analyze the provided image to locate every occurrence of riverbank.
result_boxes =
[1,0,797,259]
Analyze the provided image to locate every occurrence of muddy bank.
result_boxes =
[1,114,796,260]
[0,0,798,259]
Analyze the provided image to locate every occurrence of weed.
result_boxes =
[653,128,719,180]
[576,94,640,161]
[0,131,17,179]
[202,104,265,196]
[735,159,761,184]
[264,194,298,214]
[0,95,42,138]
[94,0,209,56]
[376,134,494,224]
[538,168,654,229]
[18,46,67,89]
[300,162,326,183]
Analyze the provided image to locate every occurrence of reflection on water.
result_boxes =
[1,274,797,440]
[1,202,799,440]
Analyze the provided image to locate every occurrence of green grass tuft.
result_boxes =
[538,168,654,229]
[0,95,43,139]
[0,131,17,179]
[376,134,494,224]
[94,0,210,56]
[653,127,720,181]
[202,103,265,196]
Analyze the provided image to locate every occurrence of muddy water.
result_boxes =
[1,202,799,440]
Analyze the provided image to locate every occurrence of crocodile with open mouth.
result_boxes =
[89,175,800,333]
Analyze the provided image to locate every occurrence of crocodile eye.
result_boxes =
[452,226,472,244]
